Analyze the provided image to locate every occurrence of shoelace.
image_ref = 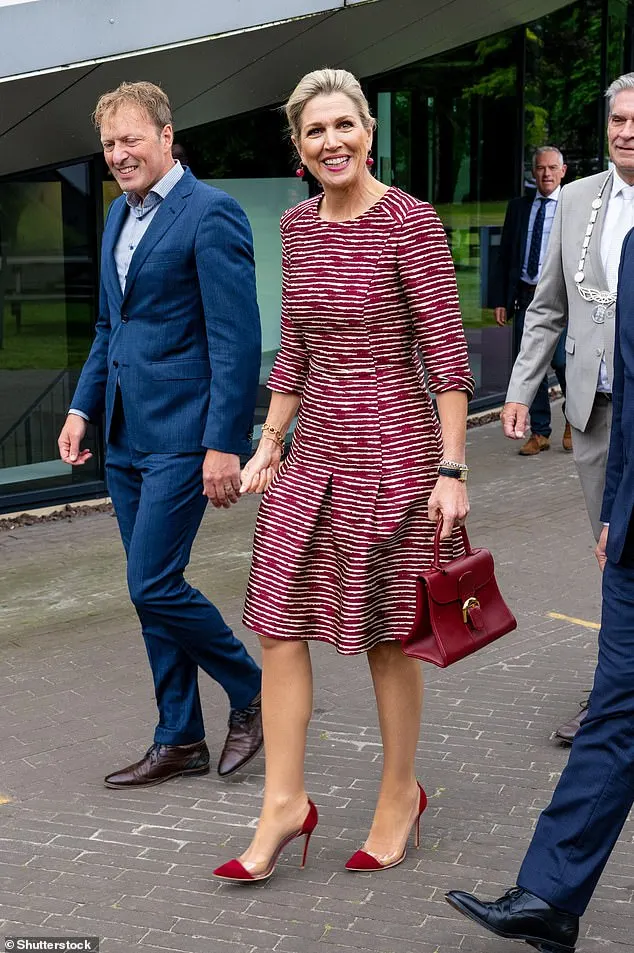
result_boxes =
[228,703,260,727]
[145,743,162,763]
[502,887,526,904]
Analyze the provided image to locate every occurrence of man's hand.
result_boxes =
[501,402,530,439]
[494,307,508,326]
[202,450,241,508]
[58,414,92,465]
[595,525,609,573]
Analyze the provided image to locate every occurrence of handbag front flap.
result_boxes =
[421,548,495,606]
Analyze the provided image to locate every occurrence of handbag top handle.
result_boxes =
[433,521,473,569]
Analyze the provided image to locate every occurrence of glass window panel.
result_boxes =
[365,36,518,406]
[204,177,309,385]
[376,92,393,185]
[0,162,100,505]
[525,1,603,178]
[607,0,628,87]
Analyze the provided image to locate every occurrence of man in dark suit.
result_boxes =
[58,82,263,787]
[493,147,570,454]
[445,221,634,951]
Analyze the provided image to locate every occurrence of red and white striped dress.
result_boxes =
[243,187,475,655]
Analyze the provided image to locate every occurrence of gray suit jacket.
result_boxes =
[506,170,613,432]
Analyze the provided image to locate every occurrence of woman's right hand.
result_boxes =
[240,438,283,494]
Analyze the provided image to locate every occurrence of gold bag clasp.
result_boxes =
[462,596,480,625]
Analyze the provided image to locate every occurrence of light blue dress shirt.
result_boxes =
[114,160,185,293]
[70,160,185,421]
[520,185,561,285]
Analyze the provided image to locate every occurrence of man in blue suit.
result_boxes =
[58,82,263,787]
[445,176,634,950]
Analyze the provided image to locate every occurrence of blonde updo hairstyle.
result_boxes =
[285,68,376,145]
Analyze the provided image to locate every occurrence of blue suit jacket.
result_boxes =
[601,227,634,562]
[71,169,261,455]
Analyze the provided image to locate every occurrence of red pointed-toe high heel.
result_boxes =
[345,782,427,871]
[213,799,318,883]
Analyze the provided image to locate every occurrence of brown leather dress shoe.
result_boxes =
[554,701,589,745]
[104,740,210,788]
[562,421,573,452]
[519,433,550,455]
[218,693,263,777]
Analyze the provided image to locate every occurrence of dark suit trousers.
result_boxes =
[105,398,261,746]
[517,546,634,915]
[514,306,567,436]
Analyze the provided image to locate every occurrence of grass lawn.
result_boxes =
[0,302,94,370]
[0,264,495,375]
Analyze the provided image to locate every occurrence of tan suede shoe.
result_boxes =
[562,421,573,452]
[519,434,550,455]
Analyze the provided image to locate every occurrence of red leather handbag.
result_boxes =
[401,522,517,667]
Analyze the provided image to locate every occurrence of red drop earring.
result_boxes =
[366,153,375,168]
[296,165,305,178]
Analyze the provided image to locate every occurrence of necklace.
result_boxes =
[574,172,615,323]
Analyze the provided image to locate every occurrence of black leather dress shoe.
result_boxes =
[217,693,263,777]
[104,740,210,788]
[445,887,579,953]
[555,699,589,744]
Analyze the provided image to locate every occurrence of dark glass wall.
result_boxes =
[0,160,103,512]
[365,42,521,407]
[0,0,629,511]
[365,0,628,409]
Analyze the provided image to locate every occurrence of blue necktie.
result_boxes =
[526,198,548,280]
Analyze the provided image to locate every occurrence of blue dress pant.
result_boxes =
[517,553,634,915]
[105,399,261,746]
[514,307,567,437]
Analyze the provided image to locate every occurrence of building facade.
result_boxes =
[0,0,632,512]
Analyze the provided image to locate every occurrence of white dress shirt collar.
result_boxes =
[124,160,185,211]
[535,185,561,203]
[609,169,634,200]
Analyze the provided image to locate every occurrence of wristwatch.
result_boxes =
[437,461,469,482]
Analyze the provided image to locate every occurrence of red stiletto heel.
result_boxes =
[345,782,427,871]
[213,799,318,883]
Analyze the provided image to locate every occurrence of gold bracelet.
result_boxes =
[261,423,285,448]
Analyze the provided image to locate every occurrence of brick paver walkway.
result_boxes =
[0,405,630,952]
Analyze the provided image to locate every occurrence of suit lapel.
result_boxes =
[585,170,612,289]
[102,197,128,306]
[122,170,195,304]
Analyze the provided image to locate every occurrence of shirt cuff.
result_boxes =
[68,409,90,421]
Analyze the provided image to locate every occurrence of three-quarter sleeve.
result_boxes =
[267,229,309,395]
[397,204,475,397]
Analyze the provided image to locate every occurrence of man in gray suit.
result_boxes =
[503,71,634,743]
[444,76,634,953]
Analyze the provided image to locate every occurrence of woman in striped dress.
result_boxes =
[213,69,475,883]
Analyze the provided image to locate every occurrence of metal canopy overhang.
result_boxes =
[0,0,573,177]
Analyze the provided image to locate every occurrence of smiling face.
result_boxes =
[293,92,373,190]
[608,89,634,184]
[100,104,174,198]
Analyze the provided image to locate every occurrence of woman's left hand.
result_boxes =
[428,476,470,540]
[240,439,282,495]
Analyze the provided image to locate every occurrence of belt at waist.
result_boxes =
[595,392,612,403]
